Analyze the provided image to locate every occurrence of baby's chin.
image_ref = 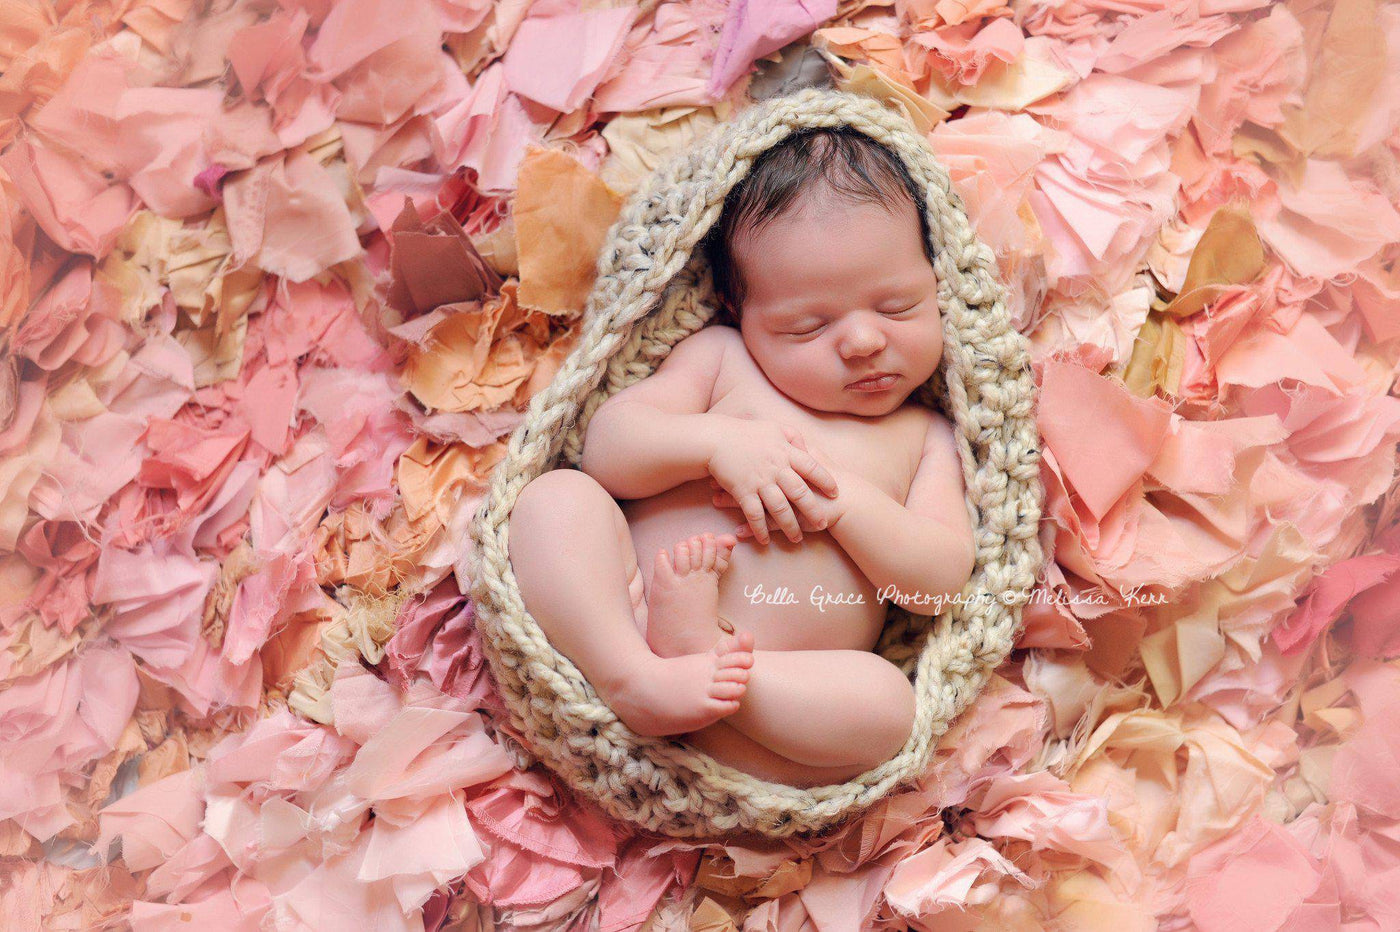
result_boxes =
[791,387,916,416]
[846,393,914,416]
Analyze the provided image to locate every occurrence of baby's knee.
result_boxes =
[863,657,917,763]
[513,468,607,527]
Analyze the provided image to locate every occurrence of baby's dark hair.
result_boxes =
[701,126,938,328]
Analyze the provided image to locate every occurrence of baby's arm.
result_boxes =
[824,415,977,602]
[579,326,733,499]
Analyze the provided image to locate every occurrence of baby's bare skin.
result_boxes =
[508,188,977,786]
[622,334,932,659]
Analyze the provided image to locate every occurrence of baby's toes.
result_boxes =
[676,538,698,573]
[713,535,737,573]
[716,630,755,656]
[718,650,754,673]
[699,533,719,571]
[708,679,747,701]
[714,665,749,684]
[653,548,675,581]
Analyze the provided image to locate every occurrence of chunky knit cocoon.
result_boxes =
[464,87,1046,840]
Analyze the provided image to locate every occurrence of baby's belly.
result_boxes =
[620,478,887,653]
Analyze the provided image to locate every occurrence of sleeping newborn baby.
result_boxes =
[508,128,976,788]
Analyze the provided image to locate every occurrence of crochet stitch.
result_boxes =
[464,86,1045,839]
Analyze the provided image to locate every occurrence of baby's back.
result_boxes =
[619,326,932,654]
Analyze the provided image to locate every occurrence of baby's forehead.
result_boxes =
[746,249,926,284]
[728,187,932,297]
[770,186,912,225]
[737,193,920,249]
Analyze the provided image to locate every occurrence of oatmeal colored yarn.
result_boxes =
[464,87,1045,839]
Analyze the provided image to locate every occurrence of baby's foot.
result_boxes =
[603,629,755,737]
[645,532,737,655]
[597,532,752,736]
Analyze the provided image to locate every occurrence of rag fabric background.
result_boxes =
[2,0,1400,929]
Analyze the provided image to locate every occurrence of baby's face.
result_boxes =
[732,190,943,417]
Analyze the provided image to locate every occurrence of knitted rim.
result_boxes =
[465,87,1045,840]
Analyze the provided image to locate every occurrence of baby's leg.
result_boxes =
[705,648,917,770]
[640,537,917,771]
[507,469,754,736]
[684,719,879,788]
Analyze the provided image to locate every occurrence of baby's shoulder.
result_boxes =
[680,323,744,349]
[669,324,743,373]
[689,323,745,357]
[688,324,747,391]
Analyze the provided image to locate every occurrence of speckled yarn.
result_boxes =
[464,87,1045,840]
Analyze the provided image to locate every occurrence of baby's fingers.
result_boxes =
[789,449,839,498]
[737,493,768,545]
[758,484,801,544]
[736,513,822,539]
[711,488,738,508]
[782,427,808,451]
[778,472,833,531]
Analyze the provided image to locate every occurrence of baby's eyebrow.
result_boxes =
[773,281,925,316]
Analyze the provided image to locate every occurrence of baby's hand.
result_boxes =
[708,476,846,541]
[704,414,839,545]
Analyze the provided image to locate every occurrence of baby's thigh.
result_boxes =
[683,720,870,788]
[609,506,648,640]
[508,470,647,635]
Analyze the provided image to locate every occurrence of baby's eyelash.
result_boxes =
[786,305,918,335]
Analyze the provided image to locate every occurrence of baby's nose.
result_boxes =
[841,327,886,356]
